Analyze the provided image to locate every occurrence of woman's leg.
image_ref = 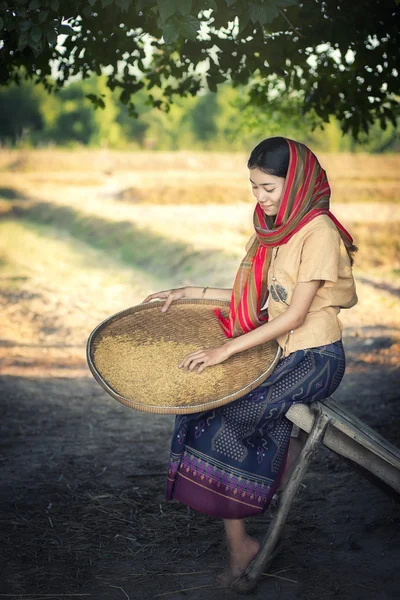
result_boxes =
[217,519,260,585]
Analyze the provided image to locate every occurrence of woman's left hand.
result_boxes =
[178,345,231,374]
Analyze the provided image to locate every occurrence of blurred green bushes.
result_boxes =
[0,76,398,152]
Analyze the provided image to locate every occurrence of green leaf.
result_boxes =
[271,66,287,77]
[0,2,7,11]
[179,14,200,40]
[38,10,49,23]
[161,16,180,43]
[50,0,59,11]
[46,27,58,45]
[0,17,4,31]
[30,25,42,41]
[207,76,217,93]
[225,0,237,6]
[86,93,106,109]
[248,0,297,26]
[158,0,177,23]
[87,0,97,5]
[135,0,148,10]
[18,31,29,52]
[6,18,16,31]
[249,2,279,25]
[176,0,192,15]
[120,89,131,104]
[238,13,249,32]
[19,20,32,31]
[248,3,260,24]
[116,0,132,9]
[274,0,297,8]
[58,24,75,35]
[207,71,226,92]
[128,103,139,118]
[28,0,41,9]
[101,0,114,6]
[162,13,199,43]
[29,36,45,56]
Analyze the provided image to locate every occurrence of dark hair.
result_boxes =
[247,137,289,178]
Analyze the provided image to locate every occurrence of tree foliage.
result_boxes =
[0,0,399,138]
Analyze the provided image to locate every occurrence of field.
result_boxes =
[0,149,399,600]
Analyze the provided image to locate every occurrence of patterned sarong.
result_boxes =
[166,341,345,519]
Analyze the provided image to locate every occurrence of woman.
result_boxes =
[142,137,358,584]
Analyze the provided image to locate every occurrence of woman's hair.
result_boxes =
[247,137,290,178]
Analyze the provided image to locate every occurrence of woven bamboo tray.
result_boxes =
[87,298,281,415]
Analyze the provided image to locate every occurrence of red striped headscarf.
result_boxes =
[214,138,356,338]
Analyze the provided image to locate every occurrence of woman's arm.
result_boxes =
[142,286,232,312]
[185,286,232,301]
[179,280,321,372]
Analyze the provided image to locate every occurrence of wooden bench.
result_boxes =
[234,396,400,594]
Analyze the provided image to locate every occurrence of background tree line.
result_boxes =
[0,74,398,152]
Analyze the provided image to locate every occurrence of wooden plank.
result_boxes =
[287,399,400,467]
[286,399,400,493]
[324,396,400,463]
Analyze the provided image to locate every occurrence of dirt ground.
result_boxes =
[0,158,400,599]
[1,275,399,600]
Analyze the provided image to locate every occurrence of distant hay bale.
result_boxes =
[117,187,145,203]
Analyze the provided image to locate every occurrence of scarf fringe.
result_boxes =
[213,307,231,337]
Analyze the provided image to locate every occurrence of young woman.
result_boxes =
[142,137,358,585]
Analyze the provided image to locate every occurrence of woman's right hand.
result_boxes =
[142,287,187,312]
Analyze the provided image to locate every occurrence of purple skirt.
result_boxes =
[166,341,345,519]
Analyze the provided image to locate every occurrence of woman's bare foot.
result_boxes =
[216,536,260,587]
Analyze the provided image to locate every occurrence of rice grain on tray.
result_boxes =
[89,302,280,412]
[93,334,225,406]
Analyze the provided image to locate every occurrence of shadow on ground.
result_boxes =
[4,200,238,285]
[0,363,399,600]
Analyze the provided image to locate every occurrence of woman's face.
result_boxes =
[249,167,285,216]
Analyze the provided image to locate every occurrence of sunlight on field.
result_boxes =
[0,149,399,347]
[0,148,399,205]
[1,149,399,383]
[0,221,162,342]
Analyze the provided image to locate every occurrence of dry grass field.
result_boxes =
[0,148,399,204]
[1,149,399,274]
[0,149,399,600]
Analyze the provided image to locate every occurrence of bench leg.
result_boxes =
[233,406,331,594]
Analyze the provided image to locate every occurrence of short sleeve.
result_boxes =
[297,225,341,287]
[245,233,257,253]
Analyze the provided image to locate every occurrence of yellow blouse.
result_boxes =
[246,215,358,357]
